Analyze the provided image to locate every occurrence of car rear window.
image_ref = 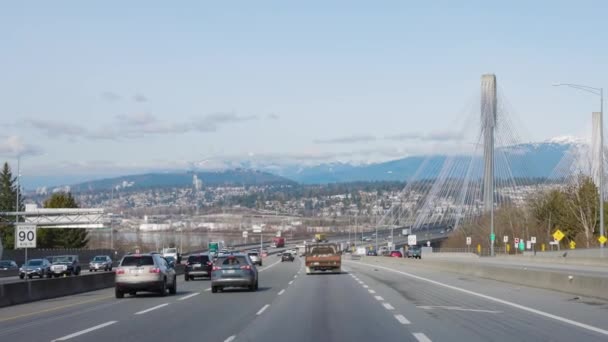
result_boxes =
[218,256,248,265]
[248,252,259,256]
[187,255,210,263]
[121,256,155,266]
[93,256,107,261]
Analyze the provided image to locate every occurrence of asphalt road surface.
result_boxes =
[1,255,607,341]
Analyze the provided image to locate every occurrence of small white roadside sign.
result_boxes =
[408,234,417,246]
[15,225,36,248]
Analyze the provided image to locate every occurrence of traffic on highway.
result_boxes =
[1,240,608,342]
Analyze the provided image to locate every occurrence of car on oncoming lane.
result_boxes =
[185,253,213,281]
[50,255,81,277]
[389,250,403,258]
[89,255,113,272]
[0,260,18,271]
[211,254,258,293]
[19,259,52,279]
[407,246,422,259]
[115,253,177,298]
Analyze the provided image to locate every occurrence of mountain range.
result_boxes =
[31,137,583,191]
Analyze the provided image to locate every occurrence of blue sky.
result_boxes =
[1,1,607,186]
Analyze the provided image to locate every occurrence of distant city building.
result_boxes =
[193,175,203,191]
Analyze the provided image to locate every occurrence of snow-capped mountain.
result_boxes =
[23,137,584,189]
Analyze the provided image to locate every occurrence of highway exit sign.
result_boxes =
[490,233,495,242]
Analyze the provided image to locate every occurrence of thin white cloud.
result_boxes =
[24,112,259,141]
[100,91,122,102]
[314,134,377,144]
[25,119,84,138]
[385,130,464,142]
[0,135,44,157]
[133,94,148,102]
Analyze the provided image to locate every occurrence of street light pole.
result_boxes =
[553,83,605,248]
[110,186,114,251]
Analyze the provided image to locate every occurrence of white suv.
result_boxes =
[115,253,177,298]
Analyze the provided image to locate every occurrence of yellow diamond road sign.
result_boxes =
[599,235,607,244]
[569,241,576,249]
[553,229,565,241]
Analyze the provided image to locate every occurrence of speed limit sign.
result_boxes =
[15,225,36,248]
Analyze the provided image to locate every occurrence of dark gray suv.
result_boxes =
[211,254,258,293]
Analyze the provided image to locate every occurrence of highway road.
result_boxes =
[1,255,608,341]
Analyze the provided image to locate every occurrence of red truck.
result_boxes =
[271,237,285,248]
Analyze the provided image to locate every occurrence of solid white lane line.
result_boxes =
[383,303,395,310]
[178,292,200,301]
[135,303,169,315]
[259,259,282,272]
[51,321,117,341]
[417,305,502,314]
[394,314,411,325]
[224,335,236,342]
[368,289,376,294]
[350,261,608,337]
[413,332,432,342]
[256,304,270,315]
[278,289,285,296]
[374,296,384,301]
[204,287,211,292]
[289,280,294,285]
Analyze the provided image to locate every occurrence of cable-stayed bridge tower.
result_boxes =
[481,74,497,256]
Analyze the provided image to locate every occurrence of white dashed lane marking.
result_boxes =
[394,314,410,324]
[413,333,432,342]
[135,303,169,315]
[256,304,270,315]
[51,321,118,341]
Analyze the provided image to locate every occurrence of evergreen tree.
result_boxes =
[0,162,22,250]
[38,192,89,248]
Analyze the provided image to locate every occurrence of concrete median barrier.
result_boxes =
[0,270,18,278]
[0,272,115,307]
[360,257,608,301]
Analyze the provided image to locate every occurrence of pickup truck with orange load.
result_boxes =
[305,243,341,275]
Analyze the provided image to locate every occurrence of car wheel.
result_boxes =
[159,279,167,297]
[47,272,53,278]
[19,274,24,279]
[255,280,259,290]
[211,286,218,293]
[189,275,194,280]
[109,266,113,271]
[129,291,137,296]
[115,287,124,299]
[185,274,190,281]
[76,268,81,275]
[28,274,33,279]
[169,276,177,295]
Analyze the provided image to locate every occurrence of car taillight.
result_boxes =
[240,265,251,270]
[116,268,125,274]
[212,266,222,271]
[206,262,213,266]
[149,267,161,273]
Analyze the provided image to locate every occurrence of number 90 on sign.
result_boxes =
[15,225,36,248]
